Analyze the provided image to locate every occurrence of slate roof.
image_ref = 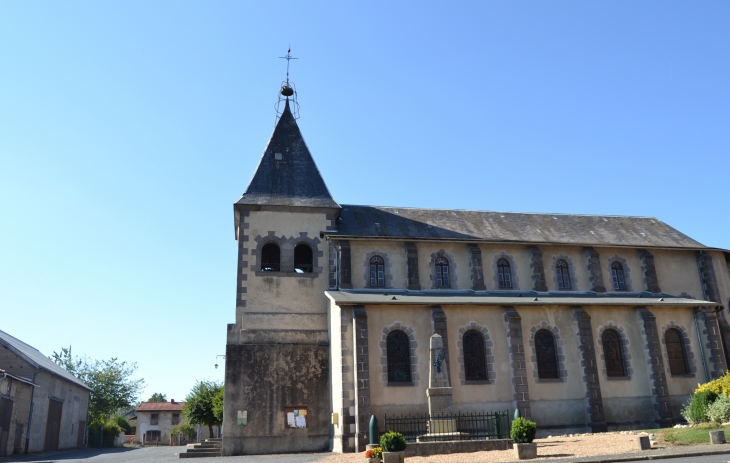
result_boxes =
[237,100,339,209]
[137,401,185,412]
[333,205,707,250]
[0,329,90,390]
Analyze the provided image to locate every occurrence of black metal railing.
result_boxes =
[384,410,510,443]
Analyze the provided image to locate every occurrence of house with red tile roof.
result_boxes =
[136,400,185,445]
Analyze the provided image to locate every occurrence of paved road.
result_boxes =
[4,447,730,463]
[0,447,329,463]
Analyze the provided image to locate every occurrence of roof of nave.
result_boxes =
[236,100,340,210]
[0,329,91,390]
[137,401,185,412]
[332,205,708,250]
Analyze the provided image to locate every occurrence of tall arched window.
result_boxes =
[463,330,487,381]
[261,243,280,272]
[435,257,450,288]
[611,262,626,290]
[535,329,559,379]
[370,256,385,287]
[556,260,571,289]
[666,328,689,375]
[497,258,512,289]
[294,243,313,273]
[386,330,411,383]
[602,329,625,377]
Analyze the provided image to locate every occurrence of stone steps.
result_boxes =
[179,438,222,459]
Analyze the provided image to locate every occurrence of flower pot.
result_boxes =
[382,451,405,463]
[514,442,537,460]
[367,459,380,463]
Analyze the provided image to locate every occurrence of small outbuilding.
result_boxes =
[0,330,91,453]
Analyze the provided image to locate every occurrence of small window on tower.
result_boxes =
[275,152,283,161]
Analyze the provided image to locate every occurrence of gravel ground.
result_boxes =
[314,433,646,463]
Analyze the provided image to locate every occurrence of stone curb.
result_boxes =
[531,445,730,463]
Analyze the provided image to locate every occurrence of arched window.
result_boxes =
[370,256,385,287]
[386,330,411,383]
[535,329,559,379]
[666,328,689,375]
[261,243,280,272]
[294,243,313,273]
[435,257,450,288]
[556,260,571,289]
[463,330,487,381]
[611,262,626,290]
[497,258,512,289]
[602,329,625,377]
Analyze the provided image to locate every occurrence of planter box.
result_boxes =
[367,458,380,463]
[514,443,537,460]
[383,451,405,463]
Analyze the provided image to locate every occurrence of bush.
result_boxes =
[170,422,196,440]
[380,431,407,452]
[706,394,730,423]
[88,420,122,448]
[696,371,730,396]
[109,415,132,434]
[510,417,537,444]
[681,390,719,424]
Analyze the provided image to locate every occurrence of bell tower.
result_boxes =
[223,50,340,455]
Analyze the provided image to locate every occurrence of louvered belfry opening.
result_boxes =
[294,243,313,273]
[261,243,281,272]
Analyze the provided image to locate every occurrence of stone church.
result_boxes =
[222,82,730,456]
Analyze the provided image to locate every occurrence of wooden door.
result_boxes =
[0,397,13,456]
[44,399,63,451]
[76,420,85,448]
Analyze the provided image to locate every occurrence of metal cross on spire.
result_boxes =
[279,47,298,86]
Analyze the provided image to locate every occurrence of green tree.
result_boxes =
[183,380,223,438]
[213,387,224,424]
[52,346,145,425]
[147,392,167,402]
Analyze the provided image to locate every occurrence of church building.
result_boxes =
[222,79,730,455]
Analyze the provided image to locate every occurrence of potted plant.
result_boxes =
[380,431,407,463]
[510,417,537,460]
[364,446,382,463]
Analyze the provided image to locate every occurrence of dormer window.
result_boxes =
[275,152,283,161]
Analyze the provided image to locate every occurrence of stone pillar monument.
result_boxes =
[418,334,466,441]
[427,334,453,416]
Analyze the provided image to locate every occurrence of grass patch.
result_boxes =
[655,424,730,446]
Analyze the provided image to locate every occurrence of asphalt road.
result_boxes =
[0,447,328,463]
[3,447,730,463]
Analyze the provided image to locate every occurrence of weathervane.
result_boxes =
[275,46,300,120]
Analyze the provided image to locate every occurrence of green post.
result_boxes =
[514,408,521,420]
[369,415,379,445]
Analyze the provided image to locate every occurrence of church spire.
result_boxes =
[237,56,339,210]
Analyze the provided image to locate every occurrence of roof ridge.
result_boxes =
[339,204,659,220]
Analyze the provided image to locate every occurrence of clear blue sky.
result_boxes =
[1,1,728,403]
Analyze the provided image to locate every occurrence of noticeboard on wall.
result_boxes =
[285,406,307,429]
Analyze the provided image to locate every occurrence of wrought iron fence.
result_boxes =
[384,410,510,443]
